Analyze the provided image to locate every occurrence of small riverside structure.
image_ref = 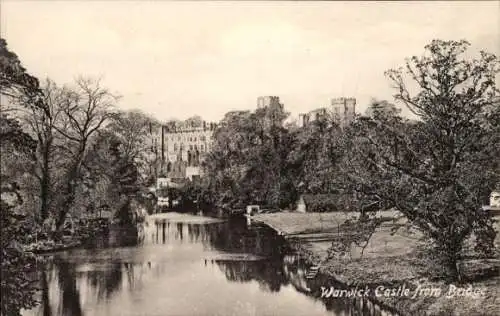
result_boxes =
[295,194,346,213]
[246,205,261,215]
[482,189,500,215]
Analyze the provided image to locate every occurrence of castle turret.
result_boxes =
[257,96,281,108]
[331,97,356,127]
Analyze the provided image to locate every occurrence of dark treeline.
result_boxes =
[199,40,500,282]
[0,38,162,315]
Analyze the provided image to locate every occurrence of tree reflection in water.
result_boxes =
[56,261,83,316]
[163,218,286,258]
[40,269,52,316]
[85,262,123,302]
[25,217,396,316]
[213,259,289,292]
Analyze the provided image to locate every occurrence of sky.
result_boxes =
[1,1,499,122]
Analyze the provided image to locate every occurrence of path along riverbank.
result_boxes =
[248,211,500,316]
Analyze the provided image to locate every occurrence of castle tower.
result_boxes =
[257,96,285,129]
[257,96,281,109]
[298,113,309,128]
[330,97,356,127]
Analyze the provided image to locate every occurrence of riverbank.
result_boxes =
[24,239,82,254]
[149,212,226,224]
[249,211,500,316]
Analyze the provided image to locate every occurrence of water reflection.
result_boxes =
[39,270,51,316]
[213,259,288,292]
[148,217,285,258]
[281,256,397,316]
[25,213,396,316]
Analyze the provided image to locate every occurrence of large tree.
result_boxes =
[287,114,345,195]
[83,130,140,224]
[16,79,67,222]
[105,109,159,184]
[202,104,295,209]
[342,40,500,281]
[52,77,118,231]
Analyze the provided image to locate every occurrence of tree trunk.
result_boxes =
[39,140,51,222]
[41,270,52,316]
[442,241,463,283]
[55,143,86,232]
[55,170,78,232]
[445,256,461,283]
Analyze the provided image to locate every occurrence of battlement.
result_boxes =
[308,108,327,115]
[162,121,218,134]
[257,96,281,108]
[297,107,329,127]
[331,97,357,106]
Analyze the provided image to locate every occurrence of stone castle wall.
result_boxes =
[147,121,217,179]
[298,97,356,127]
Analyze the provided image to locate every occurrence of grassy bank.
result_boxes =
[250,212,500,316]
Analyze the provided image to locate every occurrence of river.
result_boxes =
[23,212,394,316]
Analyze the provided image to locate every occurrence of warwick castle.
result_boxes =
[148,96,356,181]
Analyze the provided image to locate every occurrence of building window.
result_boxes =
[200,136,206,141]
[201,144,204,151]
[189,145,193,150]
[174,143,178,151]
[194,137,197,141]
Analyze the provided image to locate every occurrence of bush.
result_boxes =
[1,202,39,315]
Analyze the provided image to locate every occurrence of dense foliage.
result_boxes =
[0,118,39,316]
[0,38,41,103]
[202,40,499,282]
[339,40,499,280]
[202,103,296,209]
[1,39,42,315]
[1,38,159,314]
[84,130,141,224]
[0,201,39,316]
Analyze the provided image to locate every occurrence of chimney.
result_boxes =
[161,126,165,162]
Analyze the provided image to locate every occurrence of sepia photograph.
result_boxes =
[1,1,499,315]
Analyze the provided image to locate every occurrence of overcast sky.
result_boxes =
[1,1,499,121]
